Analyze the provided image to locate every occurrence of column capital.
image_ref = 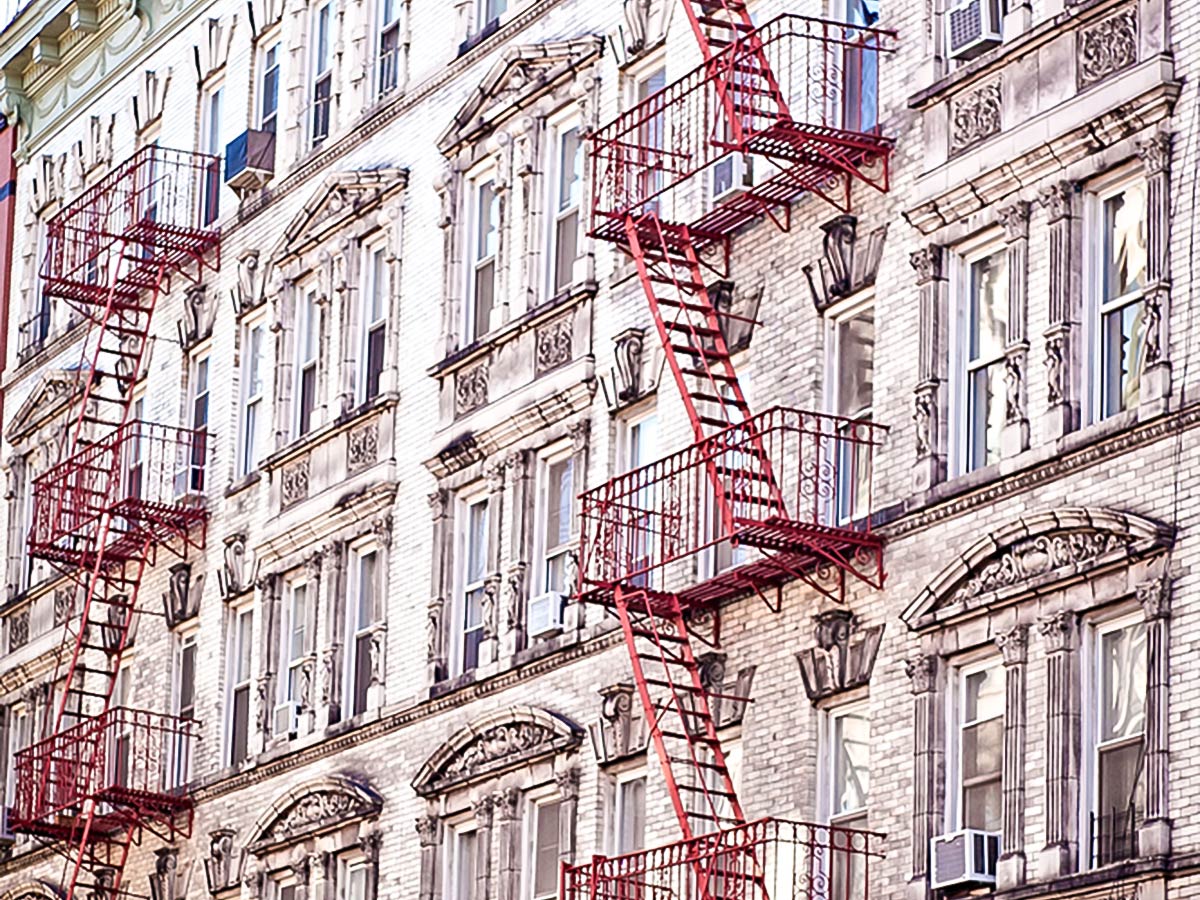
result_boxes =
[910,245,945,285]
[997,200,1031,242]
[1038,610,1078,652]
[1136,132,1173,176]
[1037,181,1077,222]
[1137,577,1171,621]
[996,624,1029,665]
[905,654,940,694]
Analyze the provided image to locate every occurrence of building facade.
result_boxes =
[0,0,1192,899]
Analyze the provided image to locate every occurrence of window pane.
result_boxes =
[833,710,870,816]
[237,611,253,681]
[467,502,488,583]
[558,129,582,213]
[964,666,1004,723]
[962,717,1003,782]
[963,777,1002,832]
[554,210,579,292]
[357,551,377,629]
[473,260,494,340]
[968,362,1004,470]
[485,0,507,22]
[836,307,875,418]
[1103,186,1147,302]
[1101,301,1146,417]
[969,251,1008,363]
[616,778,646,854]
[456,831,477,900]
[628,416,657,469]
[545,457,574,549]
[353,631,372,715]
[533,801,561,897]
[1100,622,1147,742]
[316,6,331,71]
[232,685,249,763]
[476,182,498,260]
[179,641,196,716]
[290,585,308,660]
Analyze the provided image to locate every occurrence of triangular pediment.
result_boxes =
[902,507,1173,632]
[6,368,85,443]
[438,36,604,155]
[274,168,409,264]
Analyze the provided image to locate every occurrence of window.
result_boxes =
[455,497,488,675]
[528,798,561,900]
[201,84,223,225]
[955,246,1007,473]
[269,877,298,900]
[536,450,575,595]
[361,246,387,403]
[239,321,266,476]
[827,301,875,521]
[172,632,197,785]
[311,3,333,146]
[1091,181,1148,420]
[276,580,309,733]
[476,0,506,30]
[841,0,881,133]
[186,354,210,492]
[259,42,281,134]
[550,123,583,294]
[469,177,499,341]
[227,605,253,765]
[346,546,379,717]
[825,706,870,900]
[613,773,646,855]
[1089,616,1146,865]
[6,702,31,801]
[377,0,401,96]
[955,661,1003,833]
[446,824,478,900]
[624,411,658,588]
[633,66,666,209]
[111,664,132,787]
[339,857,371,900]
[295,290,319,437]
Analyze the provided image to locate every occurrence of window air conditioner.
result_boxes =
[528,591,566,639]
[945,0,1002,61]
[273,701,300,737]
[930,829,1000,890]
[712,153,755,202]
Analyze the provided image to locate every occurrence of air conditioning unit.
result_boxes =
[930,829,1000,890]
[273,701,300,737]
[225,129,277,192]
[712,153,755,201]
[946,0,1002,60]
[528,591,565,639]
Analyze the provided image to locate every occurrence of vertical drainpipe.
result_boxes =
[0,114,17,435]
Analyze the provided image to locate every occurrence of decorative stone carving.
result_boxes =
[255,786,384,846]
[370,514,394,550]
[804,215,888,312]
[415,815,439,847]
[204,829,239,894]
[281,455,311,508]
[1077,7,1137,89]
[696,652,756,728]
[797,609,885,701]
[955,531,1128,602]
[913,385,935,457]
[412,707,583,796]
[905,654,939,694]
[1044,333,1066,405]
[219,533,249,600]
[1038,610,1079,652]
[535,312,574,375]
[1137,576,1171,620]
[504,563,525,632]
[148,848,183,900]
[910,245,944,286]
[234,250,268,313]
[8,607,29,650]
[348,419,379,474]
[608,327,645,407]
[131,67,172,134]
[995,624,1029,665]
[949,80,1002,156]
[589,682,648,764]
[554,766,581,800]
[455,360,489,417]
[163,561,203,628]
[54,587,75,625]
[179,283,216,349]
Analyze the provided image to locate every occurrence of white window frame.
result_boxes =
[823,292,875,525]
[338,853,372,900]
[294,287,320,438]
[258,38,282,134]
[278,577,310,714]
[201,81,224,226]
[819,701,870,827]
[310,1,334,146]
[626,57,667,213]
[170,629,198,786]
[533,443,576,596]
[445,819,479,900]
[1081,609,1147,869]
[6,701,32,802]
[268,874,299,900]
[226,603,254,765]
[523,790,564,900]
[1083,171,1149,425]
[375,0,402,97]
[452,492,490,676]
[344,540,381,717]
[239,317,266,477]
[948,233,1006,478]
[610,768,647,856]
[182,349,211,495]
[546,108,583,298]
[620,407,660,590]
[474,0,509,33]
[946,656,1004,834]
[464,163,499,343]
[359,241,388,405]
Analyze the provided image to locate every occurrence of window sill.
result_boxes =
[262,391,398,472]
[994,853,1167,900]
[225,470,262,498]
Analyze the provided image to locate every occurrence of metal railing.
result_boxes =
[16,307,50,362]
[578,407,883,598]
[11,706,196,830]
[28,420,208,564]
[590,13,895,236]
[562,817,884,900]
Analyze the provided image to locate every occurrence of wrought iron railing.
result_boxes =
[590,13,896,237]
[16,308,50,362]
[562,817,883,900]
[578,407,883,601]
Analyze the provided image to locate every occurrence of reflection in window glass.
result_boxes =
[966,250,1008,471]
[1099,185,1148,418]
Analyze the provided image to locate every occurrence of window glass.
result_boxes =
[832,709,870,819]
[261,43,280,133]
[542,455,575,593]
[450,828,477,900]
[532,800,562,899]
[460,500,488,672]
[615,776,646,855]
[470,179,499,340]
[965,250,1008,471]
[1096,619,1147,857]
[241,322,265,475]
[553,127,583,293]
[1099,185,1148,418]
[960,665,1004,832]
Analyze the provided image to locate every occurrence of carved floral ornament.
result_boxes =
[247,776,383,852]
[412,706,583,796]
[1077,6,1137,90]
[949,79,1002,157]
[902,507,1173,632]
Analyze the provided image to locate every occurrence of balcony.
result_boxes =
[590,13,896,244]
[11,707,195,843]
[562,817,883,900]
[578,407,884,609]
[39,145,222,313]
[28,420,208,569]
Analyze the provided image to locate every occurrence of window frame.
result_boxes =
[464,164,500,343]
[226,603,254,766]
[184,349,211,494]
[344,539,381,718]
[200,81,224,226]
[376,0,403,97]
[620,406,660,589]
[474,0,509,34]
[820,701,870,829]
[948,235,1008,477]
[359,241,389,405]
[310,1,334,147]
[239,316,267,477]
[611,768,647,856]
[1083,171,1150,424]
[294,287,320,439]
[337,852,372,900]
[444,818,479,900]
[626,58,667,212]
[546,108,583,298]
[276,576,310,727]
[258,38,282,134]
[946,656,1005,834]
[6,701,32,802]
[170,629,198,786]
[452,492,490,676]
[533,442,576,597]
[823,292,876,524]
[523,790,564,900]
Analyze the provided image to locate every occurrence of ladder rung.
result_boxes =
[696,14,753,30]
[655,297,714,314]
[670,755,727,771]
[663,320,720,338]
[677,783,735,796]
[692,392,748,407]
[661,730,720,744]
[671,343,728,360]
[714,464,772,481]
[629,627,688,644]
[681,367,737,381]
[644,677,703,692]
[699,415,736,428]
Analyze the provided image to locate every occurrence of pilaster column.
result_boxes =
[480,462,506,667]
[1038,610,1080,878]
[494,788,521,900]
[997,202,1031,457]
[556,767,581,865]
[995,625,1028,888]
[473,796,495,900]
[503,451,530,659]
[427,490,449,684]
[1136,134,1173,415]
[1137,577,1172,855]
[905,654,942,880]
[910,246,947,492]
[415,815,440,900]
[1037,182,1081,438]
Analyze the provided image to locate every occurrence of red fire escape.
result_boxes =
[566,4,894,899]
[10,145,219,900]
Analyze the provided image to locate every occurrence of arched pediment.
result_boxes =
[412,706,583,797]
[272,168,408,265]
[0,881,62,900]
[902,507,1173,631]
[247,775,382,852]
